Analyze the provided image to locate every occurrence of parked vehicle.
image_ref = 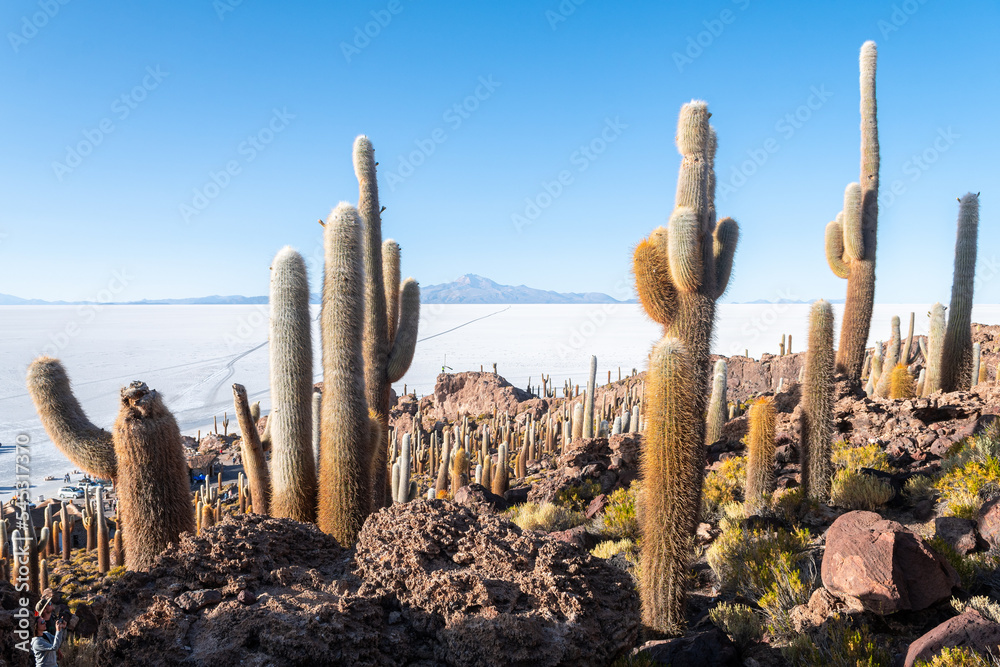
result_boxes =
[57,487,84,499]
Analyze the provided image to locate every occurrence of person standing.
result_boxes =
[31,614,66,666]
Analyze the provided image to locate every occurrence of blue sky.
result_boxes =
[1,0,997,304]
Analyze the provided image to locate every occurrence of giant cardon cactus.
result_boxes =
[633,100,739,635]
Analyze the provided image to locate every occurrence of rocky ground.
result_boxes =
[8,326,1000,665]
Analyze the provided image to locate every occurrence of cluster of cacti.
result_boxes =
[801,300,835,502]
[825,41,879,381]
[633,100,739,635]
[778,334,793,356]
[745,397,776,513]
[26,358,193,570]
[941,194,981,391]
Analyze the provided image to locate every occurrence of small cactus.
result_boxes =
[889,363,916,400]
[875,316,901,398]
[801,300,835,502]
[584,355,597,438]
[705,359,727,446]
[972,342,982,388]
[745,397,776,513]
[492,443,509,496]
[942,194,980,391]
[922,303,946,396]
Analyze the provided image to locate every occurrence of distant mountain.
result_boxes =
[734,298,846,305]
[420,275,630,304]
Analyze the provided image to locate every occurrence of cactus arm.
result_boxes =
[825,220,851,279]
[26,357,117,480]
[667,207,703,293]
[633,238,676,326]
[387,278,420,383]
[841,182,864,261]
[382,239,401,344]
[712,217,739,299]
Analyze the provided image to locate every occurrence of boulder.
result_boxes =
[978,497,1000,548]
[904,609,1000,667]
[430,372,532,421]
[453,483,507,511]
[95,503,639,666]
[634,627,739,666]
[821,510,959,614]
[934,516,978,555]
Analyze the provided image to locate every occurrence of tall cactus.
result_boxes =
[633,100,739,497]
[923,303,946,396]
[583,355,597,438]
[317,203,380,544]
[268,246,317,522]
[639,338,700,635]
[233,383,270,515]
[745,397,776,514]
[826,42,879,380]
[705,359,728,446]
[353,136,421,508]
[801,300,835,502]
[875,316,901,398]
[972,342,982,389]
[634,100,739,635]
[113,382,195,570]
[942,194,981,392]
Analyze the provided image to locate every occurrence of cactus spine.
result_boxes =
[923,303,946,396]
[583,355,597,438]
[113,382,195,570]
[268,246,317,522]
[318,203,375,544]
[827,42,879,380]
[705,359,727,446]
[353,136,420,508]
[875,315,901,398]
[745,397,776,514]
[801,300,835,502]
[639,338,701,635]
[941,194,980,391]
[633,100,739,635]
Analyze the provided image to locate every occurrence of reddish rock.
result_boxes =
[547,524,598,550]
[904,609,1000,667]
[95,505,638,666]
[73,602,100,638]
[979,497,1000,548]
[174,588,222,612]
[585,494,608,519]
[821,510,959,614]
[453,483,507,511]
[934,516,978,555]
[635,627,739,666]
[429,372,532,421]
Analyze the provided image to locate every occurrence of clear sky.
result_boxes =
[2,0,997,304]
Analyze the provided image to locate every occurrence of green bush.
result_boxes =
[830,469,894,510]
[506,502,586,533]
[916,646,993,667]
[600,486,639,540]
[832,440,890,472]
[590,538,636,560]
[555,478,601,510]
[784,616,892,666]
[708,602,762,650]
[702,456,746,519]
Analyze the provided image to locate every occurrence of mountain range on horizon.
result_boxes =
[0,275,860,306]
